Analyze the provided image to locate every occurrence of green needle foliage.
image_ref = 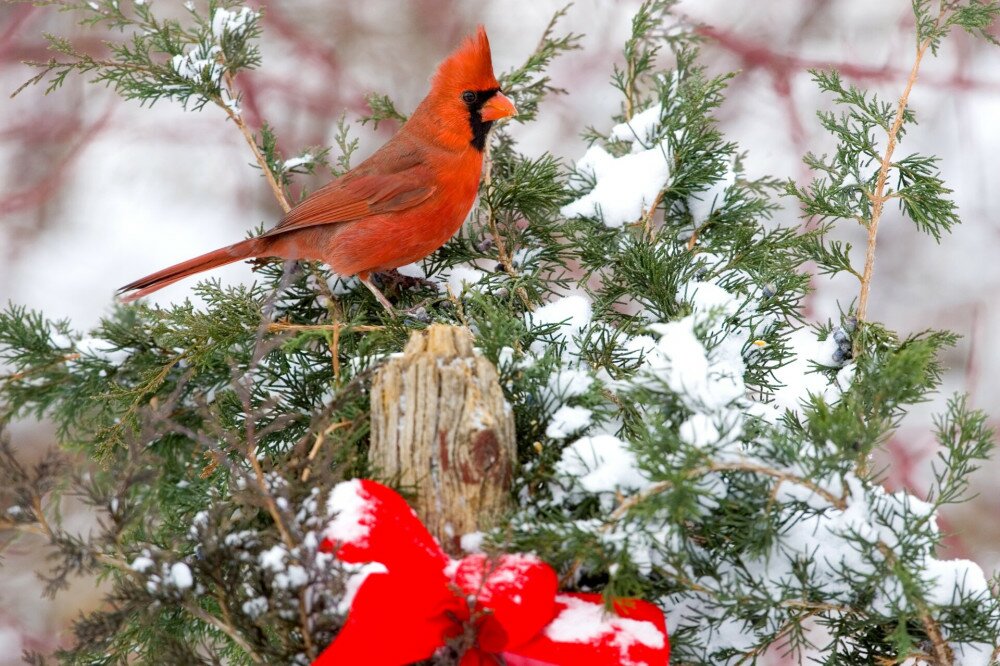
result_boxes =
[2,1,998,664]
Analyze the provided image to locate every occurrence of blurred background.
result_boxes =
[1,0,998,662]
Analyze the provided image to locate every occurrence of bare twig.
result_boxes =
[301,420,351,482]
[239,280,318,658]
[330,317,341,381]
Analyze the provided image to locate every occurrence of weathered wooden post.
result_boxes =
[368,324,516,555]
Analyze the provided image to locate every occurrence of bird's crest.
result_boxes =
[432,26,498,94]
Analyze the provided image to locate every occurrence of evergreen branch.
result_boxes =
[498,4,581,122]
[331,114,360,176]
[183,602,264,664]
[857,6,943,321]
[617,0,673,119]
[360,92,407,129]
[733,608,825,666]
[266,322,384,334]
[929,394,993,505]
[606,459,848,525]
[480,146,534,311]
[220,70,291,213]
[876,542,954,665]
[6,476,136,581]
[555,453,853,601]
[643,188,666,242]
[153,349,322,658]
[1,352,79,383]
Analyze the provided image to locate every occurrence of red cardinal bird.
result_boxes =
[119,27,516,312]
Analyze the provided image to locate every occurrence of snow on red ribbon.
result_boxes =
[314,479,670,666]
[502,593,669,666]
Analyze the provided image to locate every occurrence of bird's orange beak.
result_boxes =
[480,92,518,122]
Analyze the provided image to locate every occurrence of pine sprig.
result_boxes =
[14,0,262,110]
[498,4,582,123]
[791,0,1000,322]
[359,92,407,129]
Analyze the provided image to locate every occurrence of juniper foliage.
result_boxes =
[2,1,998,665]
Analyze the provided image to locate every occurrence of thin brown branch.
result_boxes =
[220,70,291,214]
[487,212,515,275]
[560,459,848,587]
[1,353,79,383]
[730,601,846,666]
[31,495,53,537]
[624,57,636,120]
[686,226,700,251]
[642,188,665,241]
[485,215,532,309]
[214,592,242,656]
[11,498,133,574]
[268,319,382,384]
[733,609,821,666]
[606,459,847,525]
[246,441,294,550]
[266,322,383,334]
[239,395,314,658]
[237,323,298,552]
[857,8,945,321]
[876,543,953,665]
[481,145,533,311]
[185,602,264,663]
[0,520,46,537]
[330,318,341,382]
[733,601,853,665]
[914,601,954,665]
[300,420,351,482]
[296,587,315,658]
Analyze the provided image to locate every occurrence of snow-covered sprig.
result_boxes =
[15,0,262,110]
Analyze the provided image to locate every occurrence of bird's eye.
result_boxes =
[461,90,476,104]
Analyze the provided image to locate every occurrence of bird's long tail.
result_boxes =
[118,237,265,302]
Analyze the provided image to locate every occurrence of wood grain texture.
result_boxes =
[369,324,515,554]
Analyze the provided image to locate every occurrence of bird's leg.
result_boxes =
[358,272,396,315]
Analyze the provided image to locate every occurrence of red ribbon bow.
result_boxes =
[313,479,670,666]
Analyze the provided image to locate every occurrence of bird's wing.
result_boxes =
[264,154,436,237]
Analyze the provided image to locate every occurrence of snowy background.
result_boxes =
[2,0,999,661]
